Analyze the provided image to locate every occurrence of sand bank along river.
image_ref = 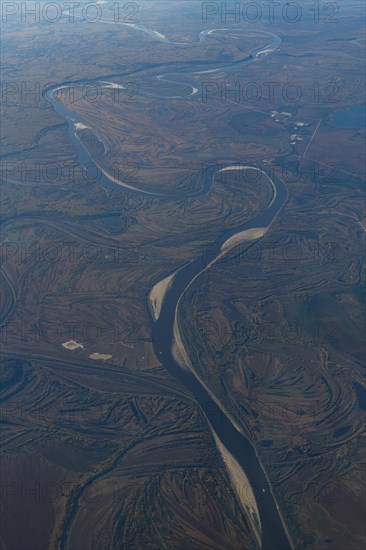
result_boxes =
[46,16,292,549]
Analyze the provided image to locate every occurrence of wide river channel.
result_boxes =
[45,17,292,549]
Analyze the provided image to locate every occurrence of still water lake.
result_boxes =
[331,104,366,128]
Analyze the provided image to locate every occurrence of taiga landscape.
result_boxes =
[0,1,365,549]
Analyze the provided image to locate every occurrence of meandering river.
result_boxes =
[45,16,292,549]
